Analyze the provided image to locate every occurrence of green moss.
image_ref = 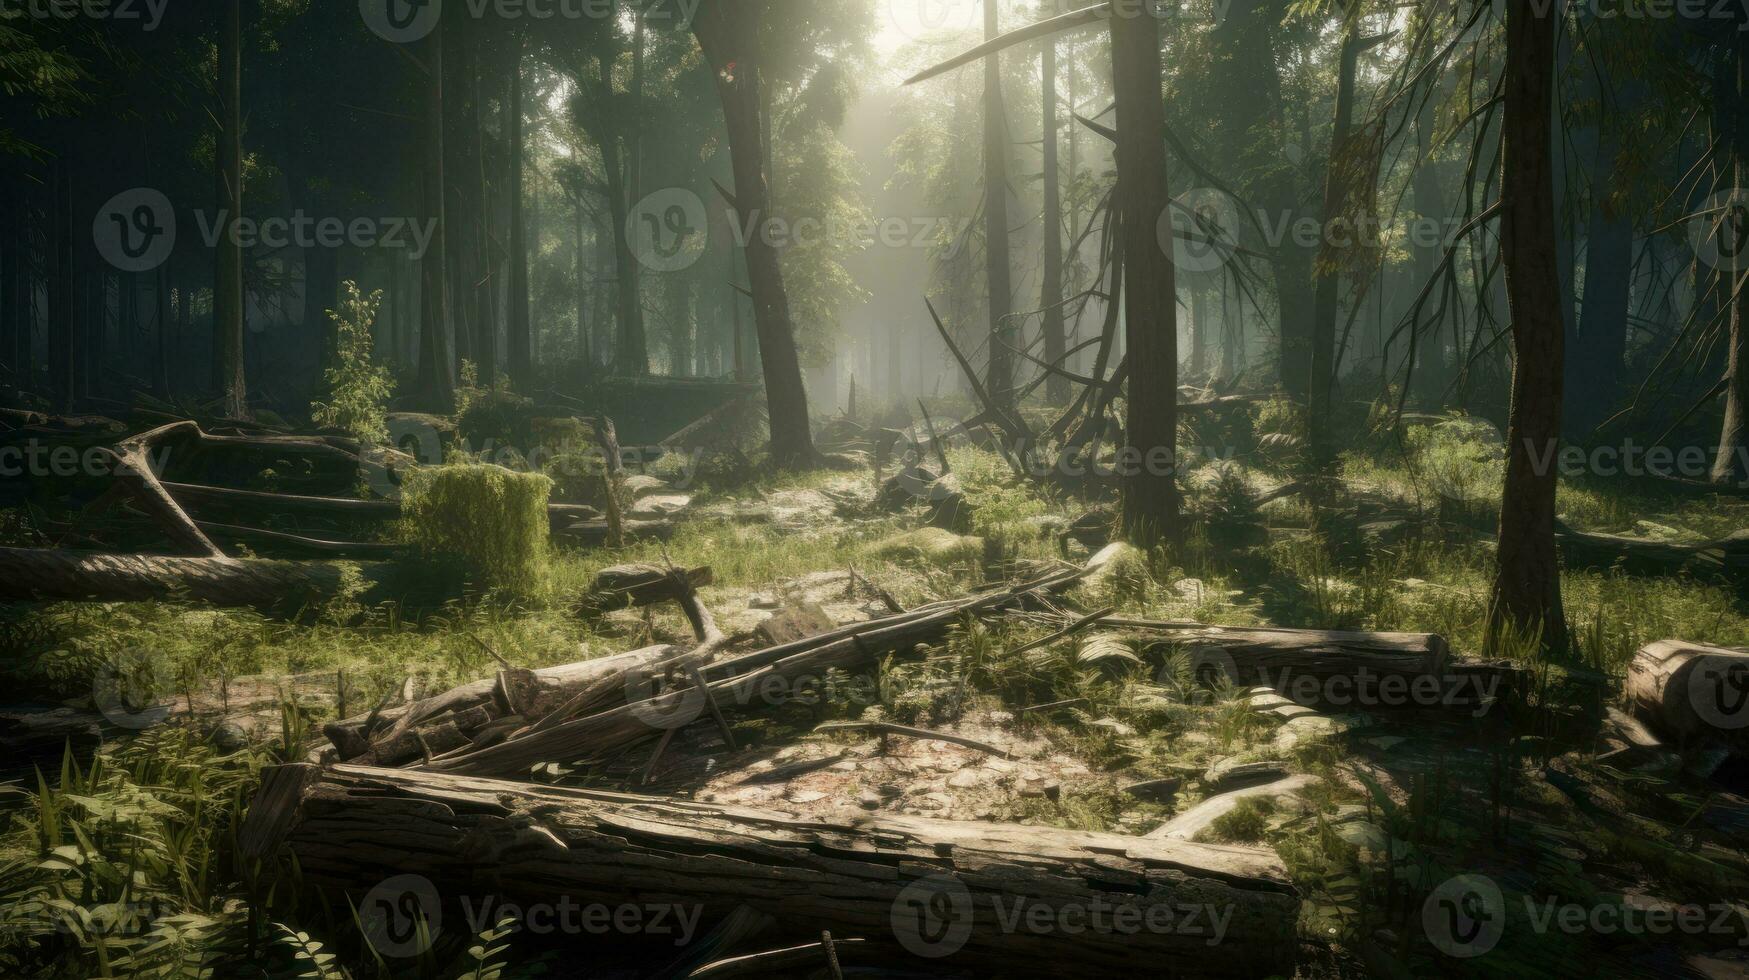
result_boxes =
[399,464,553,595]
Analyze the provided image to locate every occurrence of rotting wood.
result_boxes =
[241,762,1299,976]
[813,720,1015,759]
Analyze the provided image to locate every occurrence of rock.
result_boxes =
[787,790,827,804]
[748,593,781,610]
[869,528,986,566]
[630,493,692,518]
[877,465,940,511]
[210,720,250,753]
[619,474,670,500]
[947,769,983,789]
[1018,773,1060,800]
[857,789,881,810]
[755,603,837,646]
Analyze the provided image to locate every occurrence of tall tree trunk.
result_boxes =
[212,0,247,419]
[1411,100,1451,404]
[506,33,532,390]
[1490,1,1569,656]
[982,0,1015,410]
[417,21,456,411]
[471,42,498,387]
[575,202,589,367]
[1112,7,1180,550]
[1715,42,1749,483]
[695,0,816,466]
[0,187,17,380]
[50,170,77,411]
[1040,35,1067,405]
[1307,26,1370,470]
[1190,285,1207,378]
[153,265,170,396]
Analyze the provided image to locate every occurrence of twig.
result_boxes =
[814,720,1015,759]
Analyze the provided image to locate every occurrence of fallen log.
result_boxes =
[242,763,1299,977]
[1625,640,1749,753]
[1146,775,1319,842]
[0,547,461,615]
[1024,614,1456,708]
[589,564,715,609]
[1558,527,1749,582]
[422,562,1104,778]
[164,481,605,537]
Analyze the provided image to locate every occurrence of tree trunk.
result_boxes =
[0,188,17,380]
[982,0,1015,410]
[50,170,77,412]
[1490,1,1569,656]
[1717,41,1749,482]
[212,0,247,419]
[418,22,456,412]
[1111,8,1180,550]
[241,763,1299,977]
[575,202,589,366]
[507,33,532,390]
[471,38,498,386]
[695,1,816,467]
[1307,27,1368,470]
[1041,36,1067,405]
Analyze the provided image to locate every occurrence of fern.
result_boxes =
[276,924,350,980]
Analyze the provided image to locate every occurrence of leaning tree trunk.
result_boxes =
[982,0,1015,411]
[418,21,456,411]
[1111,7,1180,550]
[1040,35,1067,405]
[1717,42,1749,482]
[212,0,247,420]
[241,763,1299,977]
[1490,1,1569,656]
[695,1,816,467]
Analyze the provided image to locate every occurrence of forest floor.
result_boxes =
[2,402,1748,978]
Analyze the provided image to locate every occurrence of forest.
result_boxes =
[1,0,1748,976]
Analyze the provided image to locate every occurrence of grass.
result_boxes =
[4,416,1749,976]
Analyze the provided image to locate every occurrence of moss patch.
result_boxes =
[400,464,553,595]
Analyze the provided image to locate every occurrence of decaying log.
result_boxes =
[165,481,605,537]
[1625,640,1749,753]
[1027,613,1458,708]
[590,564,714,609]
[0,546,460,615]
[107,422,229,557]
[242,763,1299,977]
[422,560,1108,778]
[323,643,681,760]
[1146,775,1318,842]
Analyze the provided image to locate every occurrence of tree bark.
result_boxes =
[1111,7,1180,550]
[212,0,247,419]
[695,1,816,467]
[507,32,533,390]
[418,21,457,411]
[1041,37,1067,405]
[242,763,1299,977]
[982,0,1015,410]
[50,169,76,412]
[1490,1,1569,656]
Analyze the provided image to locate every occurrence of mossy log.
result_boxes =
[0,547,460,615]
[241,763,1299,977]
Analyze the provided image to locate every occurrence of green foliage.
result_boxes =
[311,282,394,446]
[400,465,554,595]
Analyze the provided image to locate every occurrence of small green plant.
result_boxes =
[400,464,554,595]
[311,282,394,446]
